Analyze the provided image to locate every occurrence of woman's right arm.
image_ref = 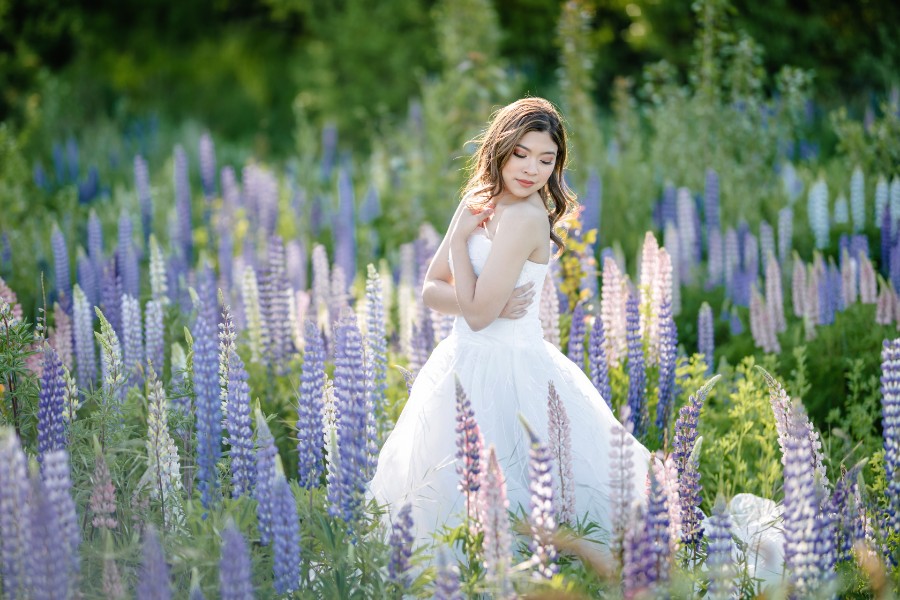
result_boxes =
[422,200,468,315]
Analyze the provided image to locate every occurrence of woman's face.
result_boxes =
[499,130,558,200]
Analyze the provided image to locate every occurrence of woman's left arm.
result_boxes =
[450,208,542,331]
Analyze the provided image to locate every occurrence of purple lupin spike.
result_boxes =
[38,345,67,460]
[272,476,301,595]
[260,236,294,374]
[77,248,98,309]
[520,417,558,580]
[199,132,217,199]
[672,376,720,547]
[698,302,714,376]
[122,294,144,389]
[387,503,415,588]
[73,285,97,390]
[365,264,388,443]
[882,203,892,277]
[706,228,723,288]
[778,207,793,266]
[567,302,587,369]
[0,428,32,598]
[622,467,671,598]
[334,167,357,282]
[626,290,646,437]
[134,155,153,246]
[454,377,484,526]
[588,313,612,406]
[582,169,602,232]
[136,527,172,600]
[29,473,72,599]
[547,381,575,523]
[705,497,737,599]
[144,299,164,375]
[118,212,139,299]
[42,449,80,579]
[286,240,307,292]
[298,319,325,489]
[254,412,277,546]
[222,305,255,498]
[704,168,720,233]
[433,551,464,600]
[51,223,71,313]
[219,521,254,600]
[192,267,221,508]
[880,337,900,533]
[100,258,123,341]
[655,297,677,435]
[328,314,370,526]
[173,145,193,266]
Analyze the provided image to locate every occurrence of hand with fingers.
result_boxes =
[499,281,536,319]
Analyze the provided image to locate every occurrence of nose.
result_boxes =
[523,159,538,176]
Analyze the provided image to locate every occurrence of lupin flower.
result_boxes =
[672,376,720,546]
[881,203,892,278]
[832,463,866,563]
[805,262,821,332]
[134,155,153,245]
[759,220,775,273]
[103,546,125,600]
[254,411,278,546]
[765,251,786,332]
[588,314,612,406]
[626,290,646,436]
[365,264,388,441]
[841,251,858,306]
[778,207,794,265]
[610,405,636,568]
[311,243,331,325]
[433,550,464,600]
[858,255,878,305]
[95,307,125,403]
[388,503,415,588]
[600,256,628,365]
[639,231,660,362]
[547,381,575,523]
[220,521,254,600]
[409,311,433,376]
[892,176,900,231]
[791,253,807,317]
[74,285,97,390]
[707,228,723,288]
[90,452,118,529]
[876,278,896,325]
[705,168,721,232]
[261,236,294,373]
[782,400,836,595]
[875,175,889,232]
[808,177,830,249]
[881,337,900,533]
[297,319,326,488]
[222,306,255,498]
[272,476,301,595]
[77,248,98,308]
[723,227,739,291]
[199,132,217,198]
[330,265,351,322]
[118,212,140,299]
[539,271,561,349]
[520,417,558,580]
[173,145,193,265]
[38,345,67,461]
[676,187,698,284]
[144,367,184,527]
[122,294,144,388]
[652,453,682,553]
[663,222,681,314]
[149,235,169,305]
[100,259,123,340]
[705,497,737,599]
[327,315,371,527]
[50,301,73,370]
[51,222,71,312]
[88,208,104,283]
[454,377,484,524]
[750,286,780,354]
[62,365,80,422]
[834,194,850,224]
[622,467,671,599]
[656,297,677,434]
[192,267,222,508]
[241,265,264,363]
[287,239,307,292]
[29,473,72,599]
[334,167,357,284]
[567,302,587,369]
[697,302,714,375]
[478,446,513,595]
[42,449,80,578]
[0,427,32,598]
[145,299,165,375]
[136,527,172,600]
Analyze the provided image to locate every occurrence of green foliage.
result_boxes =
[831,95,900,177]
[700,355,783,507]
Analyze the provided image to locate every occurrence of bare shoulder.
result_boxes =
[497,201,549,235]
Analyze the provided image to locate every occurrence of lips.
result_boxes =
[516,179,535,187]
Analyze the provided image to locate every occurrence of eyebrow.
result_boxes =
[516,143,557,157]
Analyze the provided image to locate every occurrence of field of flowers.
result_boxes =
[1,1,900,598]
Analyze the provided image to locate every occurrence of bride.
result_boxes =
[368,97,652,549]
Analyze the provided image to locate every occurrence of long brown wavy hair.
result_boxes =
[462,97,577,254]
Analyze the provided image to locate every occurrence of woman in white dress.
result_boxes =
[368,97,651,550]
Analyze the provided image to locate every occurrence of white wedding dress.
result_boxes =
[368,230,651,547]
